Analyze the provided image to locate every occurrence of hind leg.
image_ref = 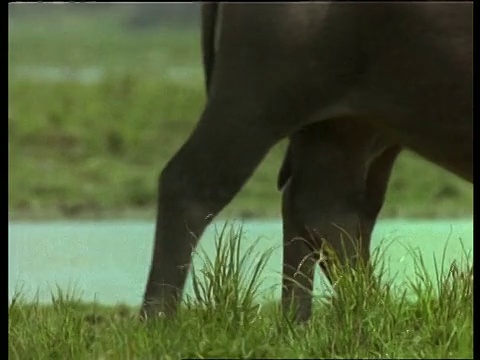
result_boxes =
[319,143,401,284]
[280,119,399,320]
[281,181,319,322]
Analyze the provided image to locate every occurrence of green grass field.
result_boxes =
[8,6,473,359]
[9,226,473,359]
[8,5,472,221]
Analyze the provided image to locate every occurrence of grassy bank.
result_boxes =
[8,6,473,220]
[9,294,472,359]
[9,226,473,359]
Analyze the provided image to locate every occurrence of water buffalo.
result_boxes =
[141,2,472,322]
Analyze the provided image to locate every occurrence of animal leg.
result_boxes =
[280,120,397,320]
[281,181,318,323]
[319,145,401,286]
[141,104,290,319]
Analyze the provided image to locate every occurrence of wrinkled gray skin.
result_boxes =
[142,3,472,322]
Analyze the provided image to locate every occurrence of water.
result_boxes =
[9,219,472,307]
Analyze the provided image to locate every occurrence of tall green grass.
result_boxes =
[9,224,473,359]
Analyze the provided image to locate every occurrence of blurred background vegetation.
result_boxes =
[8,3,472,220]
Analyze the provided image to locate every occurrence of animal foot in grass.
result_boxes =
[139,308,169,323]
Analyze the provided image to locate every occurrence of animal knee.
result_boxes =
[157,164,219,227]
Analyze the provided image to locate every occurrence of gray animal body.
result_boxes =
[141,2,472,322]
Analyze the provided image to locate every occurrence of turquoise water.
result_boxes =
[8,219,472,307]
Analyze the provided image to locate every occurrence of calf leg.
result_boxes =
[281,182,318,322]
[360,145,402,242]
[280,120,398,320]
[319,144,401,284]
